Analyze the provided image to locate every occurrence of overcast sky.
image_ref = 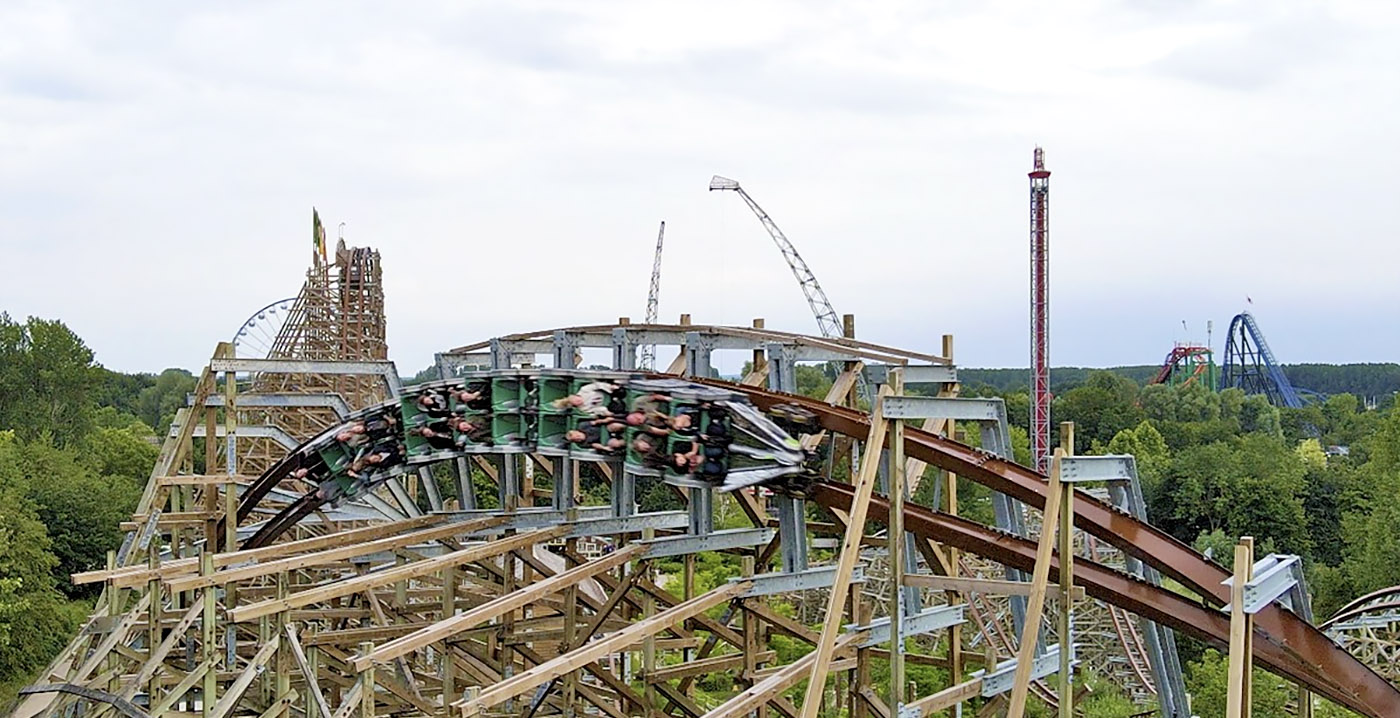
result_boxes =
[2,1,1397,376]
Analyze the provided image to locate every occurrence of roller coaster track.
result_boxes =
[235,378,1400,716]
[1222,311,1305,408]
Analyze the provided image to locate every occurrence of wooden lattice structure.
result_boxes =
[240,241,389,475]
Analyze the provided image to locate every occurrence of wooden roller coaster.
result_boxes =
[14,245,1400,718]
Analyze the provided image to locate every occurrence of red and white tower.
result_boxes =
[1029,147,1052,473]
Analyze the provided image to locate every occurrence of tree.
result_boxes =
[136,368,196,435]
[1154,434,1310,557]
[0,485,75,682]
[0,434,140,597]
[1051,371,1144,451]
[0,314,100,447]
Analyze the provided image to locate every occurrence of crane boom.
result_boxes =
[639,220,665,370]
[709,176,843,339]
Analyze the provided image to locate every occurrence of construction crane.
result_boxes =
[710,176,844,339]
[638,220,665,370]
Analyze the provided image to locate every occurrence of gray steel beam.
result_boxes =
[611,329,637,370]
[733,565,866,598]
[553,330,581,369]
[899,365,959,385]
[195,392,352,418]
[689,486,714,535]
[881,396,1004,422]
[1058,456,1137,483]
[974,646,1067,699]
[774,495,809,573]
[639,528,773,559]
[685,331,715,379]
[852,604,966,648]
[178,424,300,450]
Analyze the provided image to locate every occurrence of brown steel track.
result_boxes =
[715,381,1400,717]
[236,379,1400,716]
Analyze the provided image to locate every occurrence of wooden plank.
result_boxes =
[705,632,863,718]
[167,515,505,592]
[1006,450,1066,718]
[70,593,151,684]
[456,581,747,715]
[902,676,983,716]
[157,475,259,486]
[284,625,333,718]
[355,544,645,671]
[799,384,892,718]
[328,682,363,718]
[116,601,205,700]
[148,657,217,716]
[77,514,449,587]
[208,636,280,718]
[648,651,775,682]
[229,527,567,623]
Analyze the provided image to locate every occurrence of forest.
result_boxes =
[3,311,1399,716]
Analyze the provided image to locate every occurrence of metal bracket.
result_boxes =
[900,364,958,385]
[974,645,1069,698]
[1222,554,1303,615]
[1058,455,1137,483]
[880,396,1005,422]
[732,565,865,598]
[850,604,966,648]
[640,528,774,559]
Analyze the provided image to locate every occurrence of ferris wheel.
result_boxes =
[231,298,298,358]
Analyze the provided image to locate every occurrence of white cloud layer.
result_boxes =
[2,1,1396,374]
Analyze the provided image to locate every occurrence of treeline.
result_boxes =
[0,314,196,700]
[959,372,1396,715]
[960,362,1400,401]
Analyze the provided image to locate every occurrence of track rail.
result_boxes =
[236,379,1400,716]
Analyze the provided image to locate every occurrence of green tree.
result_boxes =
[0,314,100,447]
[136,368,197,435]
[1154,434,1309,557]
[1052,371,1144,451]
[0,485,75,682]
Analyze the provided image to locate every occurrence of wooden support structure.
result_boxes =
[1007,448,1066,718]
[800,384,892,718]
[1228,536,1256,718]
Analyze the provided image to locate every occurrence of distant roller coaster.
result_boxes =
[1221,311,1310,408]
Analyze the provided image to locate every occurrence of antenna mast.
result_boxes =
[639,220,666,370]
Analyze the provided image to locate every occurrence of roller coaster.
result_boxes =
[1221,311,1307,408]
[15,251,1400,718]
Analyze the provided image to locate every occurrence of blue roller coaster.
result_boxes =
[1220,311,1306,408]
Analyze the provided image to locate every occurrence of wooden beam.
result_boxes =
[800,384,892,718]
[1006,450,1066,718]
[706,632,864,718]
[157,475,259,486]
[77,514,450,587]
[902,676,984,716]
[229,527,566,623]
[285,625,333,718]
[167,516,505,592]
[354,544,645,671]
[208,636,280,718]
[456,581,747,715]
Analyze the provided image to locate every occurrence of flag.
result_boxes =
[312,208,327,264]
